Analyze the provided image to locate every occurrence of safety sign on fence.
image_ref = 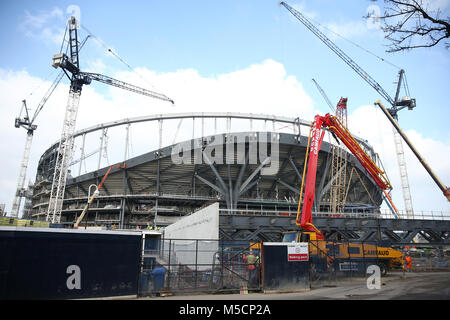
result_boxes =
[287,242,309,262]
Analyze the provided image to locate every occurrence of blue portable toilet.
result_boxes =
[152,266,166,294]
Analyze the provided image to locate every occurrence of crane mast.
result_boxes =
[391,70,414,217]
[10,132,33,217]
[47,16,174,223]
[11,73,64,218]
[10,100,36,218]
[47,90,82,223]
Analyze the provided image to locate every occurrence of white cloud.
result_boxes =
[348,104,450,213]
[286,2,375,41]
[22,8,63,29]
[0,60,316,216]
[324,20,368,40]
[20,7,66,45]
[291,2,318,20]
[2,60,448,218]
[422,0,450,11]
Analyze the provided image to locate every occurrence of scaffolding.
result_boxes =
[329,98,348,213]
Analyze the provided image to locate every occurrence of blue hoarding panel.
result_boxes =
[0,228,142,299]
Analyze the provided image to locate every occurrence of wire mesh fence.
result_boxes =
[138,238,262,296]
[137,237,450,296]
[308,240,450,289]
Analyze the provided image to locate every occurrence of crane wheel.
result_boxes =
[377,262,388,276]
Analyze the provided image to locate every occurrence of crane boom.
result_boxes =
[311,78,335,112]
[375,101,450,201]
[79,72,174,104]
[298,113,391,238]
[280,2,395,106]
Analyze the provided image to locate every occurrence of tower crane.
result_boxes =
[11,99,40,218]
[10,36,91,219]
[280,2,450,211]
[47,16,174,224]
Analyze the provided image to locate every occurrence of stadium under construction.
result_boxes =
[28,112,450,243]
[3,6,450,300]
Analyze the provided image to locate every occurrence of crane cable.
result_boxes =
[80,24,164,95]
[308,15,402,71]
[22,66,59,100]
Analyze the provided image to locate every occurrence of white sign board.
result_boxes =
[287,242,309,262]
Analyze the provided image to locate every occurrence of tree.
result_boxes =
[370,0,450,52]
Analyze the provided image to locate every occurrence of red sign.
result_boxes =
[287,243,309,262]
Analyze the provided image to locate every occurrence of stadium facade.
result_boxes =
[31,113,385,240]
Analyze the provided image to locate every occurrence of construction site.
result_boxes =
[1,2,450,303]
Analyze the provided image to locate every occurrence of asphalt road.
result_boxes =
[137,272,450,300]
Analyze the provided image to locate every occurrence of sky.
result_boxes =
[0,0,449,217]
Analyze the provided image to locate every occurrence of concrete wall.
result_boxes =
[163,202,219,240]
[162,203,219,270]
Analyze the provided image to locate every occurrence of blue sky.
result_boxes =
[1,0,448,139]
[0,0,449,215]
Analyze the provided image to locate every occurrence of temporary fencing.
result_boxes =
[138,238,261,296]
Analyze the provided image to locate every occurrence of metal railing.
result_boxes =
[219,208,450,221]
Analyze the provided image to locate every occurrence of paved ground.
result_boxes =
[136,272,450,300]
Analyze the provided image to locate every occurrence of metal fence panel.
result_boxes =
[262,243,310,293]
[138,237,450,296]
[139,239,261,296]
[0,227,142,299]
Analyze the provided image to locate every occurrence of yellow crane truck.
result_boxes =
[282,230,404,276]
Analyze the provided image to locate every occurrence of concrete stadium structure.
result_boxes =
[31,112,394,241]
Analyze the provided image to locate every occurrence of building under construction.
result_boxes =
[30,112,386,240]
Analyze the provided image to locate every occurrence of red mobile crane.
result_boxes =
[284,112,405,275]
[296,112,391,240]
